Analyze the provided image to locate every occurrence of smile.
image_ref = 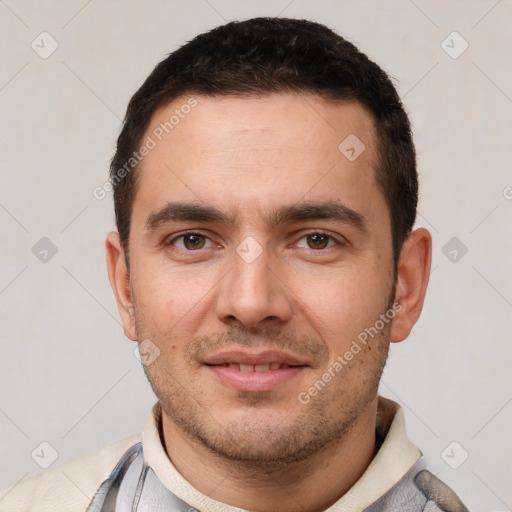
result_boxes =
[212,363,294,372]
[202,350,309,392]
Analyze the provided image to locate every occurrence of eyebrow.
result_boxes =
[269,201,367,231]
[145,200,367,233]
[145,202,230,232]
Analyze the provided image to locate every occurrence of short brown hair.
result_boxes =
[110,17,417,267]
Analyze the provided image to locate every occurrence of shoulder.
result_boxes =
[0,435,140,512]
[368,463,469,512]
[413,469,469,512]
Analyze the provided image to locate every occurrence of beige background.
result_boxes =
[1,1,511,510]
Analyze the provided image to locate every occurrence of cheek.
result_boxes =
[290,262,391,347]
[132,261,216,339]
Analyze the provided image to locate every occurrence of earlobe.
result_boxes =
[390,228,432,343]
[105,232,138,341]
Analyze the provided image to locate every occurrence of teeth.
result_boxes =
[223,363,289,371]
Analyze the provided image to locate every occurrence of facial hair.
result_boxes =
[136,302,392,469]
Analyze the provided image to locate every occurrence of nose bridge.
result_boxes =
[215,241,292,327]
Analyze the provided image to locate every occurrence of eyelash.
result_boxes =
[166,230,345,251]
[167,231,217,250]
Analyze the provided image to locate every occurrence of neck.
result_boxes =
[160,398,378,512]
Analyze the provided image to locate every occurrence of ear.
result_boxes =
[106,232,137,341]
[390,228,432,343]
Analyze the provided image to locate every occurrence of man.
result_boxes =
[0,17,468,512]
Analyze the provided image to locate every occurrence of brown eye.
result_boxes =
[183,234,206,250]
[306,234,330,249]
[167,232,217,253]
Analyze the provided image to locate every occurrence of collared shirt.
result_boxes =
[0,397,468,511]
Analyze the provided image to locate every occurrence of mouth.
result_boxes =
[203,350,309,392]
[211,362,296,372]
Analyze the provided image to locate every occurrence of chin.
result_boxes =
[167,397,353,468]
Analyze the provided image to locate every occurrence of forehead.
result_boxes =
[132,93,384,225]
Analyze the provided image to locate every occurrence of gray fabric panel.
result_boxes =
[364,460,428,511]
[86,442,199,512]
[135,467,198,511]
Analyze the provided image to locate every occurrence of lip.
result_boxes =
[203,349,309,366]
[203,349,309,392]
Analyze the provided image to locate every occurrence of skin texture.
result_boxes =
[107,93,431,511]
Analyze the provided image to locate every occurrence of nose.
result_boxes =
[214,246,294,329]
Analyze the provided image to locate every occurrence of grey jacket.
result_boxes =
[87,442,469,512]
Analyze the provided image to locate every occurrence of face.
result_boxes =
[117,93,399,465]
